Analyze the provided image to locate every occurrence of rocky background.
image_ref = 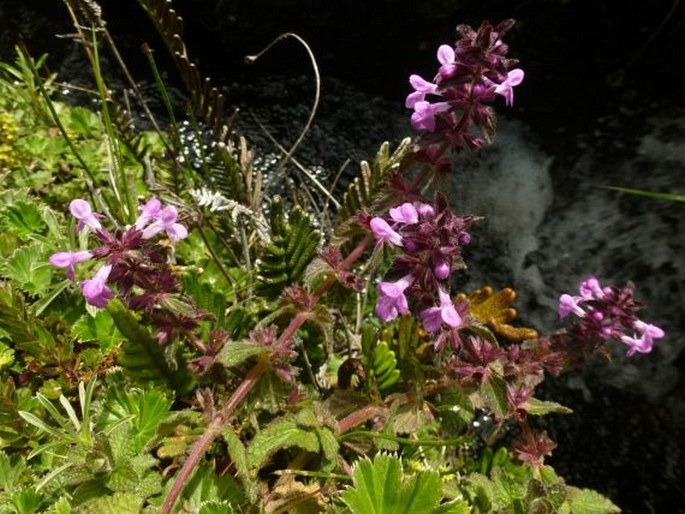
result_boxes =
[1,0,683,511]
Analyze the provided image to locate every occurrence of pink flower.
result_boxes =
[405,75,439,108]
[80,264,114,308]
[134,197,162,230]
[620,320,665,356]
[370,217,403,247]
[420,288,463,332]
[436,44,457,81]
[69,199,103,232]
[579,276,608,300]
[432,254,450,280]
[375,274,414,322]
[389,203,419,224]
[492,69,524,106]
[141,206,188,242]
[49,250,92,281]
[410,100,451,132]
[558,293,585,319]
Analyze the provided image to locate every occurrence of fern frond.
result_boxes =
[189,187,270,243]
[256,197,321,299]
[334,138,412,243]
[137,0,229,140]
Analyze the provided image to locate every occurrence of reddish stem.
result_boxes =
[162,231,376,512]
[161,358,268,513]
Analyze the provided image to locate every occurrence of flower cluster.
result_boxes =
[557,276,665,359]
[406,19,523,155]
[49,198,204,346]
[369,193,475,348]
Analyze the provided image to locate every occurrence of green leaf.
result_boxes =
[256,197,321,298]
[198,501,235,514]
[479,375,509,419]
[71,310,123,352]
[0,450,27,490]
[341,454,446,514]
[46,496,73,514]
[1,245,52,295]
[221,427,249,482]
[0,341,15,370]
[525,398,573,416]
[181,464,243,510]
[1,201,46,240]
[216,340,269,369]
[10,487,43,514]
[100,386,172,453]
[604,186,685,203]
[106,299,194,393]
[566,487,621,514]
[77,492,143,514]
[247,418,320,471]
[491,467,526,507]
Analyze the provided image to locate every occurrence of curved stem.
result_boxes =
[162,358,268,513]
[163,232,375,512]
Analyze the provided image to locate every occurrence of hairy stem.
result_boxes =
[162,358,268,513]
[162,233,375,511]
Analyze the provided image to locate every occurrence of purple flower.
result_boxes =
[420,288,463,332]
[389,203,419,224]
[620,320,665,356]
[492,69,524,106]
[417,203,434,218]
[436,44,457,81]
[432,254,451,280]
[375,274,414,322]
[370,217,403,247]
[49,250,93,281]
[579,275,608,300]
[410,100,451,132]
[69,199,103,232]
[558,293,585,319]
[141,206,188,242]
[134,197,162,230]
[80,264,114,308]
[405,75,439,108]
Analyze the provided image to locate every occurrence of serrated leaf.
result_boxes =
[479,375,509,418]
[1,201,46,239]
[1,245,52,295]
[10,487,43,514]
[216,340,269,369]
[222,429,247,475]
[107,299,194,393]
[78,492,143,514]
[0,341,15,370]
[100,386,172,453]
[341,454,446,514]
[47,496,72,514]
[566,487,621,514]
[198,500,235,514]
[491,467,526,507]
[71,311,123,352]
[0,450,26,490]
[182,464,243,509]
[247,419,320,471]
[525,398,573,416]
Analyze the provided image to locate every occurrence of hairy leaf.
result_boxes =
[341,454,448,514]
[106,299,194,393]
[71,311,123,352]
[247,418,320,471]
[0,201,46,240]
[566,487,620,514]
